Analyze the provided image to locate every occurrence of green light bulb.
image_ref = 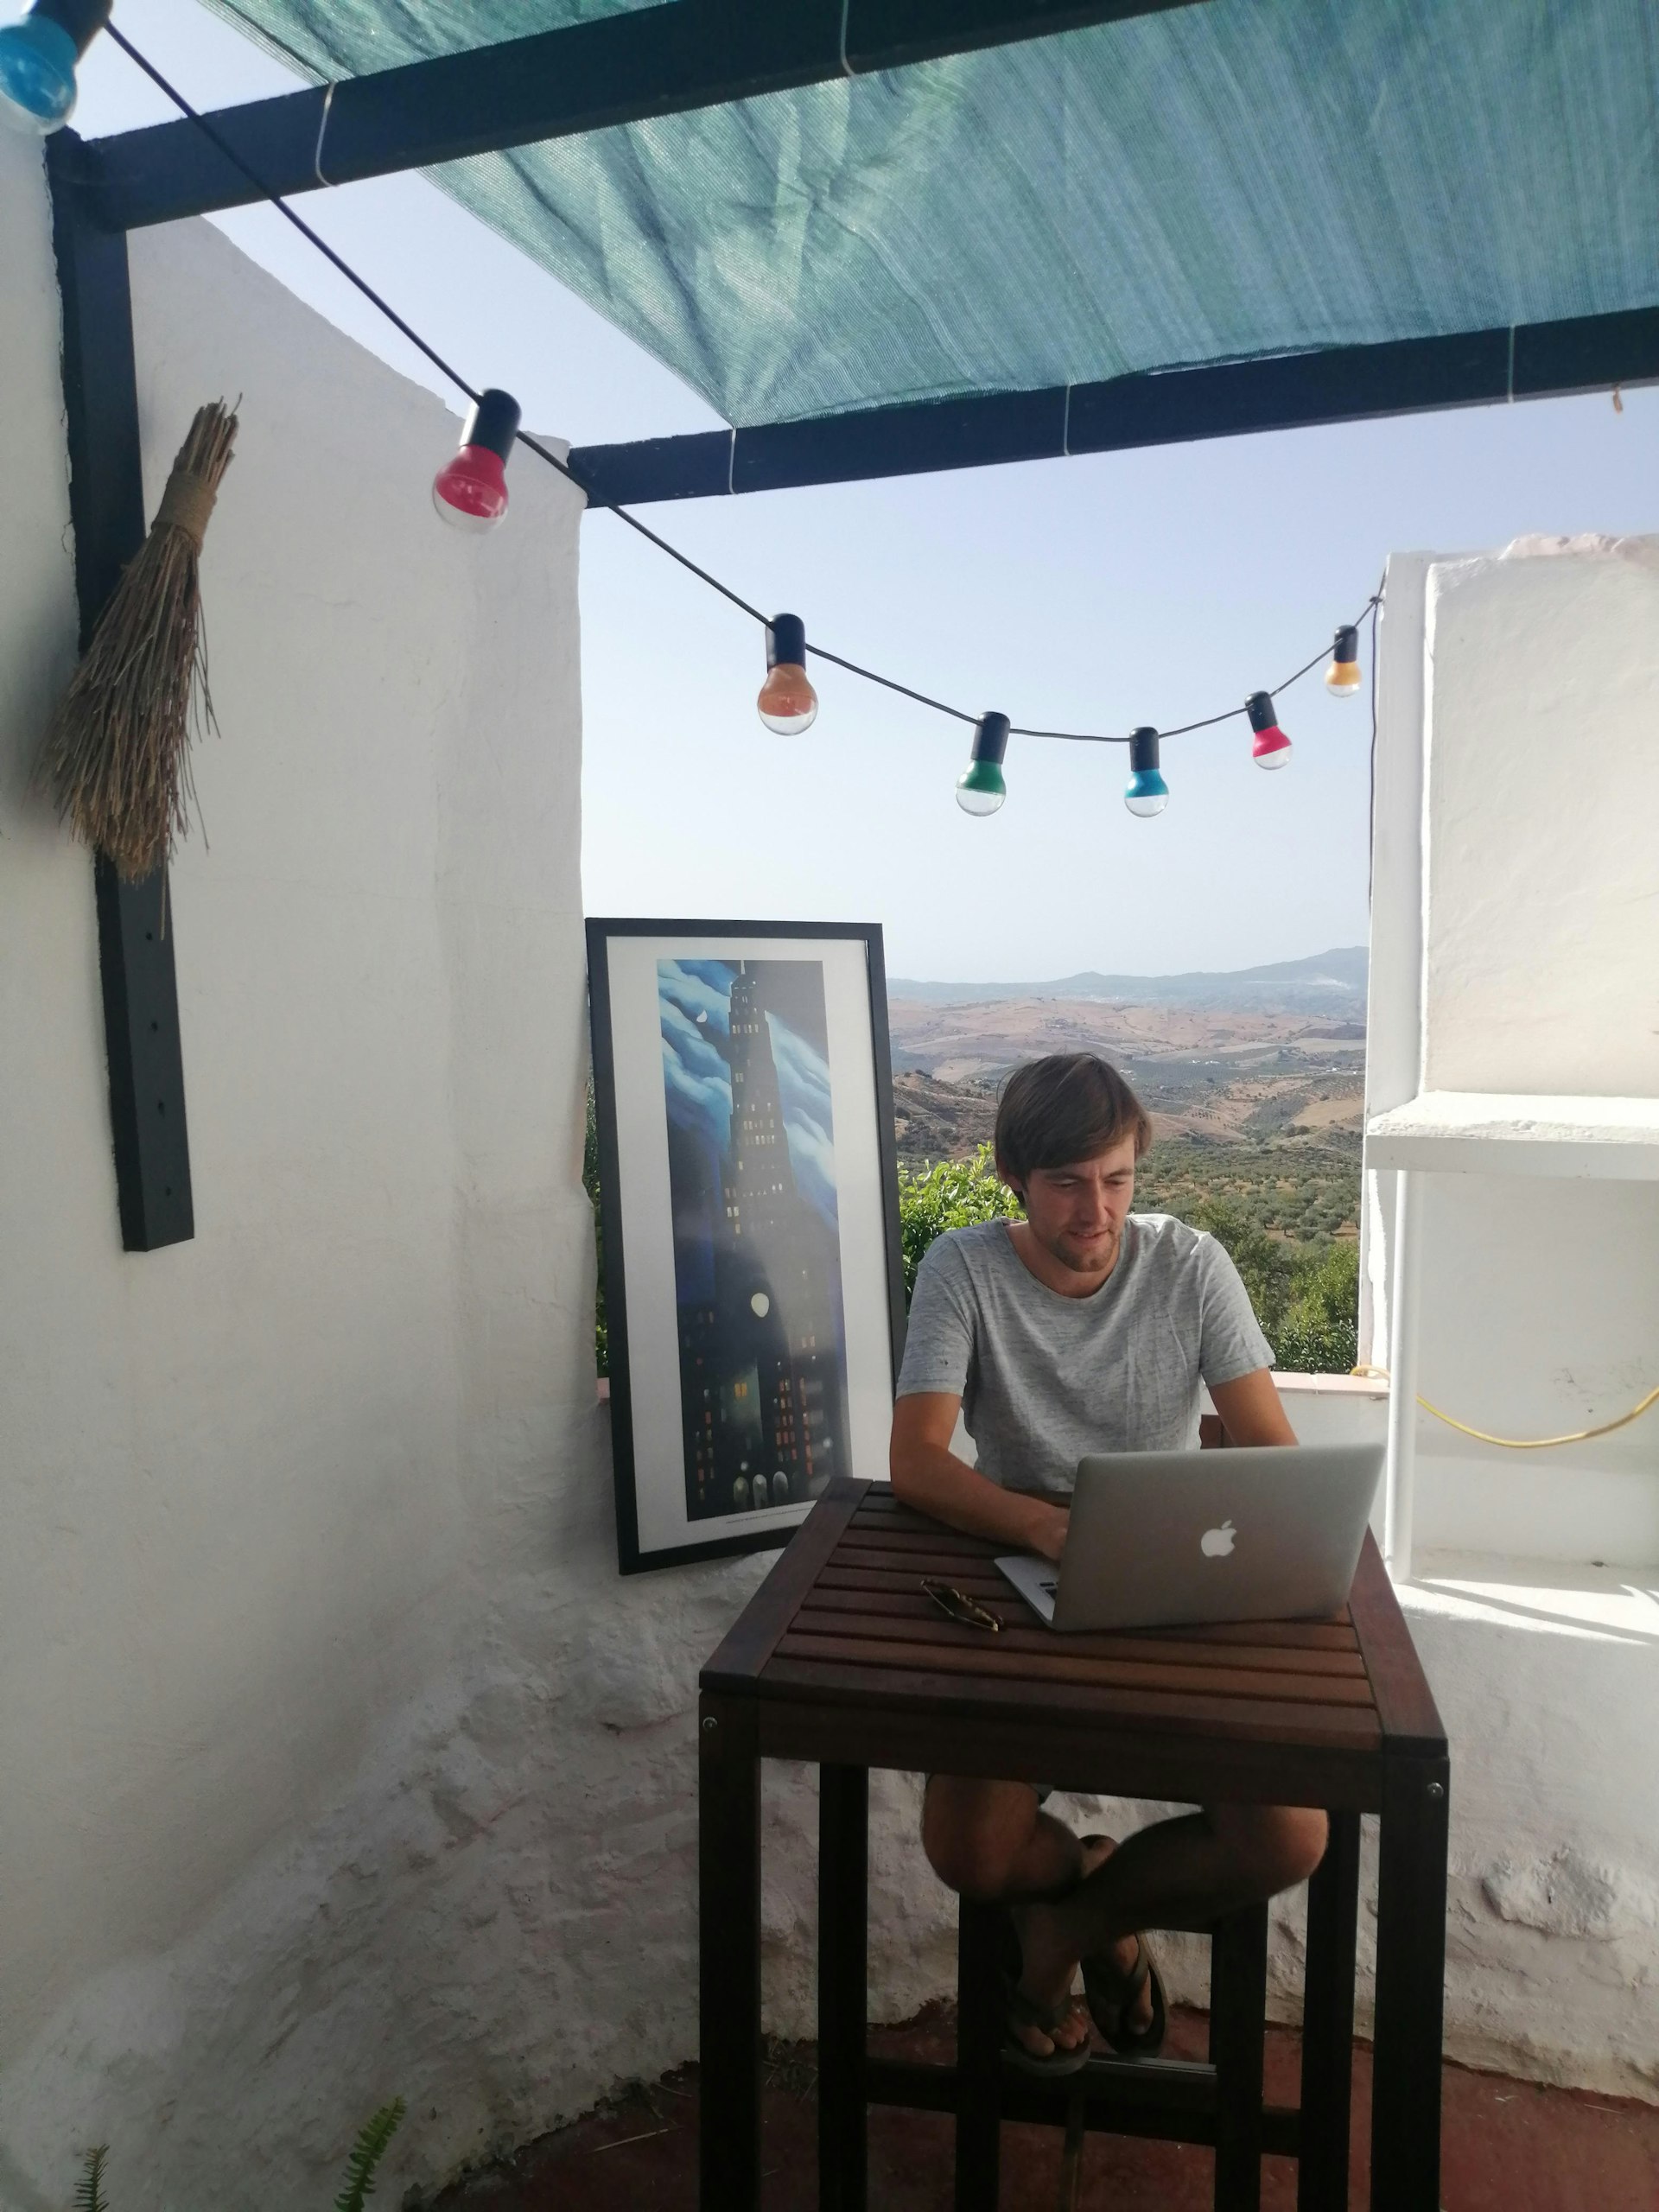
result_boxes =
[956,760,1006,816]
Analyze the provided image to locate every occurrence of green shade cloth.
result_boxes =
[203,0,1659,428]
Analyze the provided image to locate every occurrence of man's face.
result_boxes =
[1007,1135,1138,1277]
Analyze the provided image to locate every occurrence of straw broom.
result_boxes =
[37,400,238,882]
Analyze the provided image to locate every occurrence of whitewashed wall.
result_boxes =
[1366,539,1659,1567]
[5,130,1655,2209]
[1363,538,1659,2102]
[0,135,966,2211]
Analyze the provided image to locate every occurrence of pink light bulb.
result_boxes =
[1246,690,1292,771]
[433,445,509,531]
[430,390,520,535]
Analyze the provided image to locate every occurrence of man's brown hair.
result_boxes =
[994,1053,1153,1187]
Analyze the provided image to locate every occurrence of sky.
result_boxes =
[72,1,1659,983]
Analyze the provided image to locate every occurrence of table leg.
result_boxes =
[1298,1811,1360,2212]
[1370,1758,1449,2210]
[700,1694,761,2211]
[1211,1904,1268,2212]
[954,1897,1003,2212]
[819,1764,868,2212]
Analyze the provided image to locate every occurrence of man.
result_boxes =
[890,1053,1325,2071]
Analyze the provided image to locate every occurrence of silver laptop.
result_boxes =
[995,1444,1383,1632]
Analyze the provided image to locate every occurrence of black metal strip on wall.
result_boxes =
[48,132,194,1252]
[568,305,1659,506]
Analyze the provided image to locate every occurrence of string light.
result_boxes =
[756,613,818,734]
[1325,625,1363,696]
[0,0,109,133]
[432,389,520,531]
[1123,728,1169,817]
[1246,690,1292,770]
[956,712,1009,815]
[108,28,1380,819]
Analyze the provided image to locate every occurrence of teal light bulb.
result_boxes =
[0,12,79,133]
[1124,767,1169,818]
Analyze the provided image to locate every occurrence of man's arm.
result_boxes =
[890,1392,1071,1562]
[1209,1367,1298,1446]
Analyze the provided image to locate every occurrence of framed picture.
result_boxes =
[587,918,906,1573]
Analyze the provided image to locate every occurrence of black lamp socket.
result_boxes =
[35,0,113,55]
[969,712,1011,766]
[766,613,807,669]
[460,389,522,463]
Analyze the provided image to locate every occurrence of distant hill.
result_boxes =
[889,946,1368,1016]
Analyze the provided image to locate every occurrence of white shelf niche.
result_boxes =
[1366,1090,1659,1179]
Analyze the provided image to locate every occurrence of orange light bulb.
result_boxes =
[758,614,818,734]
[1325,625,1362,696]
[757,662,818,734]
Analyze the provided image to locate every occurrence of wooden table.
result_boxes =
[699,1478,1448,2211]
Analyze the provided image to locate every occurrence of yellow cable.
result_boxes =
[1348,1368,1659,1450]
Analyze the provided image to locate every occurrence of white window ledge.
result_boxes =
[1402,1549,1659,1643]
[1366,1091,1659,1179]
[1273,1371,1389,1396]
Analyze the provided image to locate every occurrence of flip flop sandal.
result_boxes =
[997,1910,1092,2078]
[1081,1931,1167,2060]
[1003,1982,1092,2077]
[1071,1834,1167,2061]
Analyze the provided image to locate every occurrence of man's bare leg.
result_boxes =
[922,1780,1327,2056]
[1013,1803,1330,2036]
[921,1777,1121,2057]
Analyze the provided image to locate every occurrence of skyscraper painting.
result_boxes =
[658,957,851,1523]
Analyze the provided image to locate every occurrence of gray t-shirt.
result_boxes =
[896,1215,1273,1496]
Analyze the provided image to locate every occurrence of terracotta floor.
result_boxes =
[432,2005,1659,2212]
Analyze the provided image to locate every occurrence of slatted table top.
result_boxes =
[702,1479,1445,1810]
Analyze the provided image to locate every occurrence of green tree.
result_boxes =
[1273,1236,1360,1375]
[895,1144,1021,1304]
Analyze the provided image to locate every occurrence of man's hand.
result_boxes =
[1027,1503,1070,1564]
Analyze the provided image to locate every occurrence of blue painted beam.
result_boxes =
[566,307,1659,505]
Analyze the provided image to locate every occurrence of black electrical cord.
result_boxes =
[103,24,1383,748]
[105,24,771,627]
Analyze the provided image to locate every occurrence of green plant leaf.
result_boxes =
[333,2100,405,2212]
[75,2146,110,2212]
[896,1144,1021,1305]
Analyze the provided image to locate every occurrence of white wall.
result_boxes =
[1366,539,1659,1570]
[1361,536,1659,2103]
[1404,1562,1659,2103]
[4,134,1654,2205]
[0,136,969,2211]
[1422,538,1659,1099]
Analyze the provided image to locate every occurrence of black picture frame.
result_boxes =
[587,918,906,1573]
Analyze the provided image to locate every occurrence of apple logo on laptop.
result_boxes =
[1200,1520,1236,1559]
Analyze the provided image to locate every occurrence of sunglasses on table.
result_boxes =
[920,1577,1003,1632]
